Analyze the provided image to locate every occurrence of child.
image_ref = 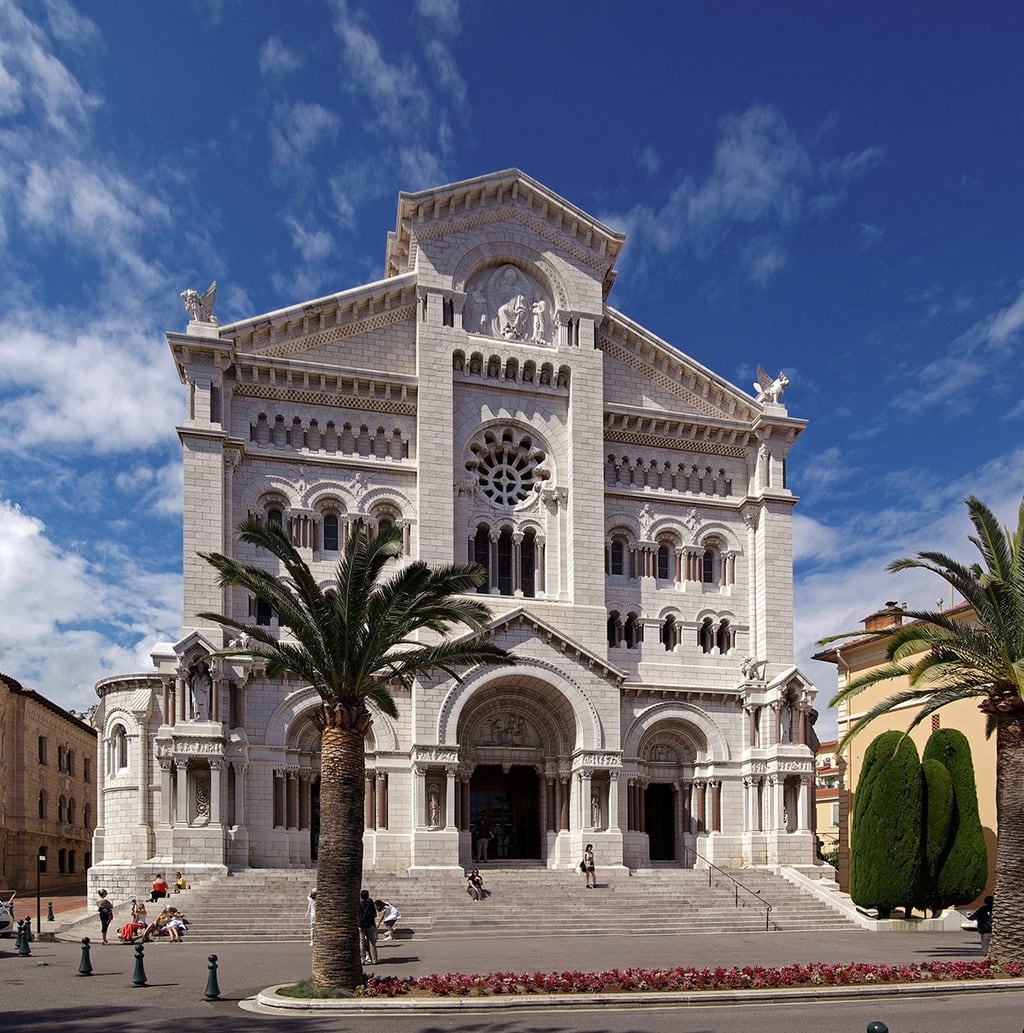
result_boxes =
[374,899,400,941]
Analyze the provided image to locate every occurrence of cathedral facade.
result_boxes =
[91,171,818,891]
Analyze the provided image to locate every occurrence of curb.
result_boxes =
[250,977,1024,1015]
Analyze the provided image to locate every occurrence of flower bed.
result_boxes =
[352,960,1023,998]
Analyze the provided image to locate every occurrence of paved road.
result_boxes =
[5,921,1021,1029]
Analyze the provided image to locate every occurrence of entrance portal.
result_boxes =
[645,783,675,861]
[469,765,540,860]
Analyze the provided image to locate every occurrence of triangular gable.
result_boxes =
[485,606,626,686]
[385,169,626,299]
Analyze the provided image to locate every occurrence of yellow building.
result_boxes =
[0,672,98,893]
[814,738,840,864]
[813,602,995,905]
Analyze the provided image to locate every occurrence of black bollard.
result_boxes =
[131,943,147,987]
[867,1024,889,1033]
[17,920,31,957]
[203,953,221,1001]
[78,937,93,976]
[47,902,55,922]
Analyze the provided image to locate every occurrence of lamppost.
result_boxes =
[36,850,44,937]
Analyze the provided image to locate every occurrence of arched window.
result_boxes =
[58,744,66,771]
[698,617,715,654]
[37,790,47,820]
[497,529,514,595]
[607,611,621,648]
[521,529,537,598]
[84,803,92,829]
[110,724,129,772]
[473,526,491,593]
[255,598,273,626]
[58,795,66,823]
[68,850,76,873]
[717,619,732,654]
[68,798,76,826]
[267,507,283,527]
[610,538,625,576]
[657,543,672,580]
[702,548,715,584]
[661,615,677,651]
[58,848,67,874]
[322,514,339,552]
[624,613,641,649]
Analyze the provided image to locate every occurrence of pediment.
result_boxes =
[385,169,626,299]
[485,607,626,686]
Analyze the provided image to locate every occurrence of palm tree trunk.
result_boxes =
[311,704,369,991]
[990,710,1024,963]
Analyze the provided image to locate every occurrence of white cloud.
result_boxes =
[0,318,181,455]
[0,499,182,711]
[987,282,1024,345]
[258,35,302,77]
[636,145,660,176]
[268,101,341,172]
[286,216,334,263]
[739,235,786,286]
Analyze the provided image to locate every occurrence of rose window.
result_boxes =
[467,429,548,507]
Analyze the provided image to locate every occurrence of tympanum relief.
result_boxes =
[465,265,553,345]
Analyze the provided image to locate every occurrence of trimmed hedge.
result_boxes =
[851,731,922,917]
[920,757,954,914]
[922,728,988,909]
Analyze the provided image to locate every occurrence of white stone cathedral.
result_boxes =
[91,170,818,891]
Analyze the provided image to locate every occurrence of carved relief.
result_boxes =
[464,265,553,344]
[482,712,533,747]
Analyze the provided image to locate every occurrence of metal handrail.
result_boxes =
[682,846,773,931]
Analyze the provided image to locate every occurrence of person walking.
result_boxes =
[96,889,113,945]
[306,888,317,946]
[358,889,378,965]
[581,843,597,888]
[968,895,994,953]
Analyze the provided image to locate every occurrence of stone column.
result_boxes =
[376,772,388,829]
[709,780,721,832]
[445,766,457,831]
[364,772,376,829]
[210,757,225,826]
[461,779,471,831]
[694,780,706,832]
[233,763,247,828]
[559,777,569,831]
[175,759,188,825]
[607,771,620,831]
[158,757,173,825]
[578,770,593,829]
[176,675,187,723]
[767,775,781,830]
[798,775,811,831]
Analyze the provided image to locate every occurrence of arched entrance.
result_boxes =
[644,783,675,860]
[470,764,540,859]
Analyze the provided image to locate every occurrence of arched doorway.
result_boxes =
[470,764,540,859]
[645,783,675,860]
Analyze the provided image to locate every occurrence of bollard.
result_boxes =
[47,902,55,922]
[203,953,221,1001]
[78,937,93,976]
[131,943,148,987]
[867,1024,889,1033]
[17,920,31,957]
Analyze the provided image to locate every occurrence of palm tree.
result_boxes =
[198,516,513,992]
[823,495,1024,963]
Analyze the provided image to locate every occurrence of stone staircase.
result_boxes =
[74,866,854,943]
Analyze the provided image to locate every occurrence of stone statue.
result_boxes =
[180,281,219,324]
[428,784,440,827]
[753,365,789,404]
[189,660,212,721]
[531,299,547,341]
[591,788,601,828]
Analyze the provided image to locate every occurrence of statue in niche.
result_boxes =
[464,264,553,344]
[189,661,212,721]
[780,694,794,744]
[428,784,440,827]
[753,365,789,404]
[638,503,655,538]
[180,281,219,324]
[591,788,601,828]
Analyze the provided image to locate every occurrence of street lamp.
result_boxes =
[36,851,44,937]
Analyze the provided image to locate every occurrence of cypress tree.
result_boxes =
[922,728,988,909]
[919,757,954,915]
[850,731,923,918]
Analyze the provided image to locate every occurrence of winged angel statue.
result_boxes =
[753,365,789,404]
[180,281,219,324]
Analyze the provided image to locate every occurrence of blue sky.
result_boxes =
[1,0,1023,738]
